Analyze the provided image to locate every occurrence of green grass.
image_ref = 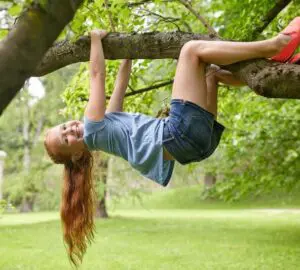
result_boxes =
[1,187,300,269]
[112,185,300,210]
[0,212,59,226]
[1,209,300,270]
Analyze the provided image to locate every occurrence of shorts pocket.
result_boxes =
[181,115,213,153]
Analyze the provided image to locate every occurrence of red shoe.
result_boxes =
[289,53,300,64]
[271,17,300,63]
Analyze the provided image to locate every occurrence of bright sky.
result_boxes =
[28,77,45,99]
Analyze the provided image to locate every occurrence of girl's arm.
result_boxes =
[84,30,108,121]
[106,59,132,113]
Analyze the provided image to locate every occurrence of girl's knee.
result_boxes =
[179,40,206,61]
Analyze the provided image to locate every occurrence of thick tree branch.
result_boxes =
[33,32,300,99]
[0,0,84,115]
[249,0,292,40]
[34,32,216,76]
[223,60,300,99]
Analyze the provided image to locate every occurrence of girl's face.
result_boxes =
[46,120,85,157]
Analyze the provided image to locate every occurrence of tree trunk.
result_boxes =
[19,86,34,212]
[20,196,34,213]
[0,151,7,201]
[22,93,31,172]
[93,153,109,219]
[204,173,216,188]
[0,0,84,115]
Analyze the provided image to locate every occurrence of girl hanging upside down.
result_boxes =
[44,17,300,265]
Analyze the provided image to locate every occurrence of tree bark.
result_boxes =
[93,153,109,219]
[0,0,84,115]
[34,32,300,99]
[20,196,34,213]
[204,173,216,188]
[22,95,31,172]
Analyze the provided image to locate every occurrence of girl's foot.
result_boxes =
[266,34,291,58]
[271,17,300,62]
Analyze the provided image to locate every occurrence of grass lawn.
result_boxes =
[1,208,300,270]
[110,185,300,210]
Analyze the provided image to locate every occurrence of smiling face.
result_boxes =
[45,120,85,160]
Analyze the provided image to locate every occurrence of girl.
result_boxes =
[44,18,299,265]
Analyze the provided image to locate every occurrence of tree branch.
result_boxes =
[124,80,173,98]
[34,32,217,76]
[177,0,219,38]
[248,0,292,40]
[79,80,174,101]
[32,32,300,99]
[137,8,182,30]
[104,0,116,32]
[222,59,300,99]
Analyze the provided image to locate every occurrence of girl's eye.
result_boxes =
[63,124,66,130]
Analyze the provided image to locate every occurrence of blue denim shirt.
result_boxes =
[83,112,174,186]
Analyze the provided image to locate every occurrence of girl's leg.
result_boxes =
[207,65,246,87]
[184,35,290,66]
[205,66,246,117]
[171,35,290,109]
[205,70,218,117]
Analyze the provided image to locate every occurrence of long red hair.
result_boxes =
[44,134,95,266]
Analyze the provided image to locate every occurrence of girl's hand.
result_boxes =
[90,29,108,39]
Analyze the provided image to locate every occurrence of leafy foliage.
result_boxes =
[0,65,77,210]
[0,200,6,216]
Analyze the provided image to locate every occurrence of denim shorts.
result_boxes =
[163,99,225,165]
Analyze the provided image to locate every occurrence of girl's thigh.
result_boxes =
[171,47,208,110]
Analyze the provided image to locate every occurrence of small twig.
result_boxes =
[178,0,219,38]
[81,80,174,101]
[104,0,116,32]
[135,9,182,31]
[108,80,173,99]
[140,8,180,23]
[248,0,292,40]
[128,84,135,92]
[124,80,173,97]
